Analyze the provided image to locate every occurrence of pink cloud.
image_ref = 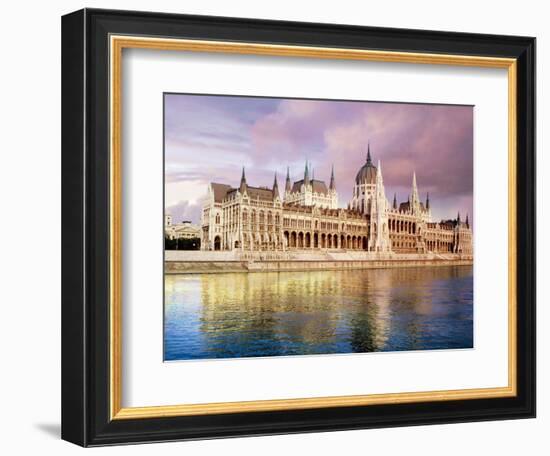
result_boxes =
[165,94,473,223]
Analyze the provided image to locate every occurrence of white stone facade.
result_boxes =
[165,219,200,240]
[199,151,473,255]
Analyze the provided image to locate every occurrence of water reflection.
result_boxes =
[164,266,473,360]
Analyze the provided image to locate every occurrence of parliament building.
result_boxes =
[200,147,472,255]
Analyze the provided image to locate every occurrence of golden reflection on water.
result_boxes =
[164,266,473,360]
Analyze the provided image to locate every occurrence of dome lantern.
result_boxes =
[355,144,377,185]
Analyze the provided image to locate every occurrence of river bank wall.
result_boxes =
[165,250,473,274]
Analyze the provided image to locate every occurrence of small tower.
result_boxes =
[327,164,338,209]
[411,171,420,214]
[457,211,461,224]
[239,167,247,194]
[393,193,397,210]
[272,172,280,200]
[465,213,470,228]
[376,160,385,196]
[369,160,391,253]
[285,166,291,197]
[303,161,310,188]
[426,192,430,210]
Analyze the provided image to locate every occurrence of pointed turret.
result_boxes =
[465,213,469,228]
[426,192,430,210]
[285,166,291,193]
[366,142,372,165]
[329,164,336,191]
[272,172,279,200]
[410,171,420,213]
[239,167,247,194]
[375,160,386,204]
[376,160,386,194]
[393,193,397,210]
[457,211,461,223]
[371,159,390,253]
[304,160,310,187]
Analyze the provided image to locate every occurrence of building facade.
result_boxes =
[200,148,472,255]
[165,218,201,240]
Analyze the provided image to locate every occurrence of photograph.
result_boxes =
[163,94,475,361]
[56,4,536,448]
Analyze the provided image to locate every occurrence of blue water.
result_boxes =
[164,266,473,361]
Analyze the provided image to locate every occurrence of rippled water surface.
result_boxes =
[164,266,473,361]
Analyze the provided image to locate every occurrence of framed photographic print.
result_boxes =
[61,8,536,446]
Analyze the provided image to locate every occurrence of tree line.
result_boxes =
[164,237,201,250]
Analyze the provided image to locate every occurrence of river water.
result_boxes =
[164,265,473,361]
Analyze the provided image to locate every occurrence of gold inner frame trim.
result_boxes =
[109,35,517,421]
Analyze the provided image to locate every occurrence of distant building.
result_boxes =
[200,145,472,255]
[165,219,200,240]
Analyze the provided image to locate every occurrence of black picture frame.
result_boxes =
[62,8,536,447]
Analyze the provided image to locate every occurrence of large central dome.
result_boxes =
[355,148,377,185]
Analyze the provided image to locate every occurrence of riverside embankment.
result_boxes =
[165,250,473,274]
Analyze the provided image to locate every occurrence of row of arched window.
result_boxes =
[283,231,369,250]
[389,218,417,234]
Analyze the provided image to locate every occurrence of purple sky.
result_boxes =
[165,94,473,225]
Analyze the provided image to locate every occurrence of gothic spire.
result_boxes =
[465,213,469,228]
[366,142,372,165]
[304,160,310,187]
[329,164,336,191]
[411,171,419,208]
[239,166,247,194]
[375,160,386,207]
[393,193,397,210]
[426,192,430,210]
[457,211,461,223]
[285,166,291,193]
[272,172,279,199]
[376,159,383,181]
